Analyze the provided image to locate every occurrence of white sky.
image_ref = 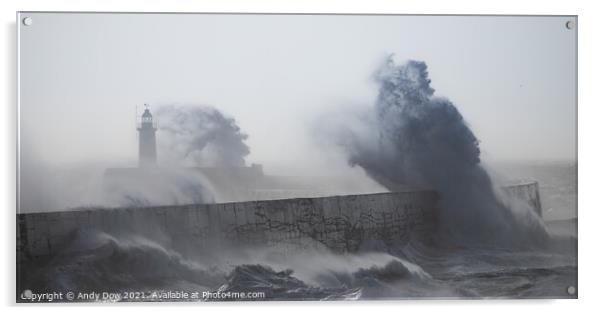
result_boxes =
[19,13,577,175]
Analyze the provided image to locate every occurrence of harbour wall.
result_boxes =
[502,181,543,216]
[17,182,541,260]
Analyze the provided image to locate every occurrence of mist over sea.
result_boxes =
[18,161,577,301]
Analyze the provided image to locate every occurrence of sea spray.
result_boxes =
[336,57,548,249]
[103,104,251,207]
[19,229,441,300]
[18,229,225,294]
[156,104,250,167]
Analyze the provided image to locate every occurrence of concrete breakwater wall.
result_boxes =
[18,191,439,259]
[503,181,542,216]
[17,182,542,260]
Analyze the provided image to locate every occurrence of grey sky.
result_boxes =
[19,13,577,175]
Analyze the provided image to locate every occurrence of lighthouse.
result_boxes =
[137,104,157,167]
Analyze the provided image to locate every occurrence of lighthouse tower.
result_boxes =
[137,104,157,167]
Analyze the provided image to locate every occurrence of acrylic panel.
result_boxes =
[17,12,577,302]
